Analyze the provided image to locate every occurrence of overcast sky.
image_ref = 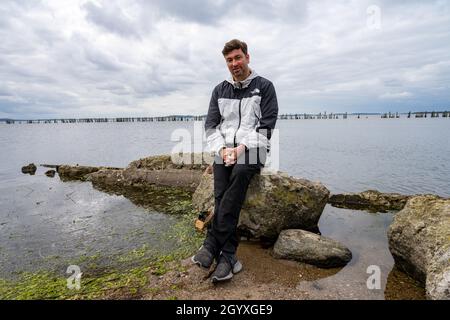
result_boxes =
[1,0,449,119]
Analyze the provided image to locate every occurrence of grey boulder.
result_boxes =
[387,195,450,300]
[192,170,330,240]
[273,229,352,268]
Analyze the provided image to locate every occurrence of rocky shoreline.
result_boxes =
[16,153,449,300]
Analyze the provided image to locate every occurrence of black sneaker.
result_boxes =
[211,255,242,283]
[191,246,215,268]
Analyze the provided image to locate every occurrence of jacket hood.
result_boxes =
[226,69,258,89]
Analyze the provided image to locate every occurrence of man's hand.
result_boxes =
[219,147,227,161]
[235,144,246,158]
[221,147,235,166]
[220,145,246,166]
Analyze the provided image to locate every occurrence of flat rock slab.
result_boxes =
[329,190,410,212]
[128,153,213,171]
[87,167,203,192]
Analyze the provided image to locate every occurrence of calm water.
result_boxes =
[2,117,448,195]
[0,117,449,298]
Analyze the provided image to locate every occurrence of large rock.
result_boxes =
[273,229,352,268]
[387,195,450,300]
[328,190,410,212]
[192,169,330,240]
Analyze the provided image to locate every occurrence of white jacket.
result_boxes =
[205,70,278,156]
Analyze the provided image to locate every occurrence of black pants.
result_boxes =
[204,148,266,260]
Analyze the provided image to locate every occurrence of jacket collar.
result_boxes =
[226,69,258,89]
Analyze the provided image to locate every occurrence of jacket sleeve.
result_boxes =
[240,81,278,150]
[205,87,226,156]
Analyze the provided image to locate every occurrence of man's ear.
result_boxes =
[246,54,250,63]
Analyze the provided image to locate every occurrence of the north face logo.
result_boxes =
[251,88,260,95]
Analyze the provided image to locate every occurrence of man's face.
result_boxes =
[224,48,250,81]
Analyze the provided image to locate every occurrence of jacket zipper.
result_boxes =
[234,97,242,147]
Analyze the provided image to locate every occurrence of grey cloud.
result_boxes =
[137,0,307,25]
[47,32,130,86]
[84,46,123,72]
[132,75,178,97]
[231,0,308,24]
[0,89,81,119]
[83,1,141,39]
[382,79,404,87]
[32,26,65,48]
[0,89,12,97]
[0,99,28,117]
[141,0,231,25]
[0,61,57,88]
[96,83,132,96]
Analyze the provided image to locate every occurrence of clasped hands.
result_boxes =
[220,145,246,166]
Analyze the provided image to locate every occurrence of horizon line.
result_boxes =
[2,110,450,122]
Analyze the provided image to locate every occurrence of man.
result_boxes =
[192,39,278,283]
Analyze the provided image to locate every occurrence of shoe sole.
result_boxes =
[191,255,212,269]
[211,271,233,283]
[211,261,243,283]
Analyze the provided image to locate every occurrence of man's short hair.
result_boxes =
[222,39,248,56]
